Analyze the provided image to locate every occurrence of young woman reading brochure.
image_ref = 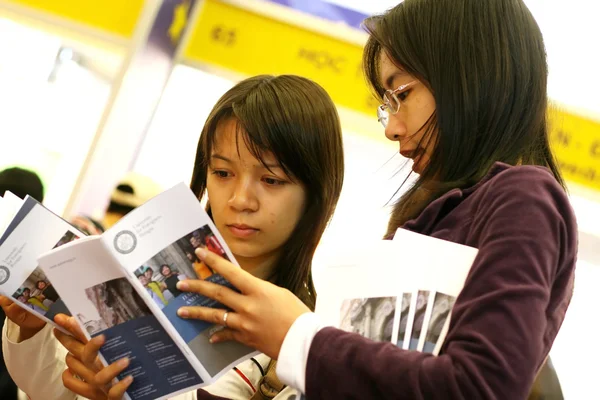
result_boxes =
[0,74,344,400]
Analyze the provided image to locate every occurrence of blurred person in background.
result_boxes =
[69,171,163,235]
[0,167,44,202]
[100,172,163,229]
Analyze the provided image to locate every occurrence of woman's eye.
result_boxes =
[212,170,230,178]
[263,177,286,186]
[398,89,411,101]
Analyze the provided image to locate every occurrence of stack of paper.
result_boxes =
[315,229,478,355]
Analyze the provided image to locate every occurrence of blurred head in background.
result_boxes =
[102,172,163,229]
[69,172,162,235]
[0,167,44,202]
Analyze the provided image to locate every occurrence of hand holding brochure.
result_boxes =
[316,229,478,356]
[37,183,257,400]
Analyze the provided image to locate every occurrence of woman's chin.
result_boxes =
[411,154,428,175]
[411,162,423,174]
[228,244,260,260]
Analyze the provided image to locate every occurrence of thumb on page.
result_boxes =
[0,295,46,334]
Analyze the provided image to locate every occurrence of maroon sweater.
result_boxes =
[306,163,577,399]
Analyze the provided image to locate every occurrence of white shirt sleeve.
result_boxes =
[275,312,326,394]
[203,354,270,399]
[2,319,76,400]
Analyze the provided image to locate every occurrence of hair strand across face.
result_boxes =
[363,0,564,233]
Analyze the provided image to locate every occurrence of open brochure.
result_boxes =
[315,229,478,356]
[0,193,85,332]
[37,182,257,400]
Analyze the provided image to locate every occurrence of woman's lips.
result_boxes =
[227,224,259,238]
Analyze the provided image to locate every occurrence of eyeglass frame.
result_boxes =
[377,81,417,128]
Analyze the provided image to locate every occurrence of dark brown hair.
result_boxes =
[363,0,565,235]
[0,167,44,202]
[190,75,344,310]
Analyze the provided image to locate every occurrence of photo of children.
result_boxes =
[423,292,456,353]
[409,290,431,350]
[83,277,151,334]
[133,224,228,309]
[189,225,228,261]
[339,296,396,342]
[14,286,47,314]
[396,292,412,348]
[11,230,79,320]
[134,266,174,310]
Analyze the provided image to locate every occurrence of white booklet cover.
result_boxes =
[0,194,85,331]
[315,228,478,355]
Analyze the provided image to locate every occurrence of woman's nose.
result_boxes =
[384,114,406,142]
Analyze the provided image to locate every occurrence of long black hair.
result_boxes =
[190,75,344,310]
[363,0,564,234]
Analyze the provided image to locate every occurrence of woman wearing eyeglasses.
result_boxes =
[171,0,577,399]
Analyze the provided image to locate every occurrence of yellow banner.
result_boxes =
[550,109,600,191]
[184,0,376,117]
[184,0,600,192]
[4,0,145,38]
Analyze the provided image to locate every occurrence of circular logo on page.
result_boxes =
[0,266,10,285]
[113,230,137,254]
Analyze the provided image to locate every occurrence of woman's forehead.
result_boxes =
[212,128,279,167]
[379,52,409,90]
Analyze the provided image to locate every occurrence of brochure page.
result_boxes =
[0,192,24,243]
[39,237,203,400]
[392,229,477,354]
[102,182,257,382]
[0,197,83,328]
[0,193,22,235]
[317,240,415,342]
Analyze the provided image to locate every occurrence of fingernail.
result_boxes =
[196,248,207,259]
[176,281,189,290]
[177,308,189,318]
[209,336,219,344]
[93,335,105,344]
[118,358,130,368]
[123,375,134,385]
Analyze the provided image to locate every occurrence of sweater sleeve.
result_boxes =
[2,320,76,400]
[304,167,577,399]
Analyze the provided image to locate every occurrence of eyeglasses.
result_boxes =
[377,81,416,128]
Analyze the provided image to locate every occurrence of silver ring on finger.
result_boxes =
[223,311,229,327]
